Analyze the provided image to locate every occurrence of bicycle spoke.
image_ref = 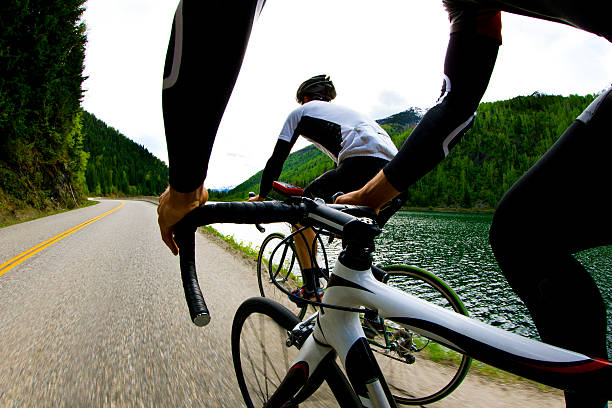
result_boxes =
[242,318,288,397]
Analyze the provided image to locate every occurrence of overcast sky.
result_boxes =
[81,0,612,189]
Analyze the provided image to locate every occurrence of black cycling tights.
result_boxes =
[162,0,260,192]
[489,88,611,407]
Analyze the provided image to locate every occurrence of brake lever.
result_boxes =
[248,192,266,233]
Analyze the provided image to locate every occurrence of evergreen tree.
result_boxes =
[0,0,88,210]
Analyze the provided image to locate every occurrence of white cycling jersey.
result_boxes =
[278,100,398,164]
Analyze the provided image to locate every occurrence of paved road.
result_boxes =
[0,199,566,407]
[0,199,261,407]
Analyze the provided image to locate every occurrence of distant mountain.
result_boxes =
[209,186,236,193]
[376,107,424,134]
[81,111,169,196]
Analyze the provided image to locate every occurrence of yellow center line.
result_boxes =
[0,201,125,277]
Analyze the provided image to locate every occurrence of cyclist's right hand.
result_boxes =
[334,171,400,212]
[158,184,208,255]
[248,194,265,202]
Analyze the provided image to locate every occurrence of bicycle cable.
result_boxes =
[267,228,377,315]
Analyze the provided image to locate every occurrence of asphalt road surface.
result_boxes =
[0,199,262,407]
[0,199,565,407]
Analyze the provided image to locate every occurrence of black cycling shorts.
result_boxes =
[303,156,389,203]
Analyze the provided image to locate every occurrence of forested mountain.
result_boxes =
[210,93,596,210]
[81,112,168,196]
[406,93,595,209]
[376,107,423,135]
[1,0,88,222]
[1,1,168,225]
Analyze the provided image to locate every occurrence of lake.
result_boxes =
[211,210,612,354]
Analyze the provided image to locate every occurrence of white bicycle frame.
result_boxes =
[288,260,611,407]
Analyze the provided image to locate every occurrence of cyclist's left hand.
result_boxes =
[158,184,208,255]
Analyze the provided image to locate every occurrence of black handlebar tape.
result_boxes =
[176,201,303,228]
[171,200,377,327]
[174,225,210,327]
[304,203,355,235]
[172,201,302,326]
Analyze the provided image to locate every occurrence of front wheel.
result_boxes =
[231,297,340,407]
[366,265,472,406]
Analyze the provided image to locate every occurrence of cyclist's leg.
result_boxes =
[292,223,318,270]
[162,0,261,191]
[303,156,391,202]
[490,87,612,406]
[297,157,390,294]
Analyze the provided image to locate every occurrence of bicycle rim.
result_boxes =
[366,265,472,406]
[231,297,340,407]
[257,232,327,320]
[257,233,307,318]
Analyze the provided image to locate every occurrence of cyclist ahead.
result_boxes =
[157,1,610,406]
[248,74,397,302]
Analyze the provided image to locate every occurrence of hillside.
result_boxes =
[210,93,596,210]
[81,111,168,196]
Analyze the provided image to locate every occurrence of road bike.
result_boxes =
[173,196,612,407]
[252,184,472,404]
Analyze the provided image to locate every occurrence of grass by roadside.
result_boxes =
[0,199,99,229]
[200,225,260,263]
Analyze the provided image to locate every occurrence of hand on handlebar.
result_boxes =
[158,184,208,255]
[248,194,265,202]
[334,170,400,212]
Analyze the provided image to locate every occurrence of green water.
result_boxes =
[371,210,612,355]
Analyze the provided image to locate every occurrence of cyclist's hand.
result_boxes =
[158,184,208,255]
[334,170,400,212]
[248,194,265,202]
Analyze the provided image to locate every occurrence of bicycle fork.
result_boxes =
[316,305,399,408]
[269,305,399,407]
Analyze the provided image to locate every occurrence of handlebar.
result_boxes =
[248,192,266,233]
[173,198,379,326]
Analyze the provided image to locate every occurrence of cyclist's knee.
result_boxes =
[489,199,523,259]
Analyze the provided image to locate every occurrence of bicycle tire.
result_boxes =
[257,232,327,320]
[231,297,341,407]
[366,264,472,406]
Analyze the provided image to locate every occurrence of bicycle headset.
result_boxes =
[296,74,337,104]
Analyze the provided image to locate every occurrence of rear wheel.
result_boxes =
[366,265,472,405]
[257,232,327,319]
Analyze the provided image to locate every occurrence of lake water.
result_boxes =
[211,210,612,354]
